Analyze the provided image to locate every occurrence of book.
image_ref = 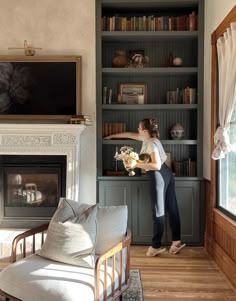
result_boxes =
[108,88,112,104]
[103,87,108,104]
[165,152,172,169]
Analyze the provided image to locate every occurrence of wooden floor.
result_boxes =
[130,246,236,301]
[1,246,236,300]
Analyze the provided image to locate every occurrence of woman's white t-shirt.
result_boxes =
[140,138,167,166]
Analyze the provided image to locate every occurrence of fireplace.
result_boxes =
[1,155,66,219]
[0,124,86,228]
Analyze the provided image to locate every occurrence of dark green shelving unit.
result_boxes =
[96,0,205,245]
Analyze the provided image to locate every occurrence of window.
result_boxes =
[218,96,236,220]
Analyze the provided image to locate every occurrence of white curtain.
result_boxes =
[212,21,236,160]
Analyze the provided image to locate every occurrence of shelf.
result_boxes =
[103,139,138,144]
[98,175,204,181]
[102,67,198,76]
[103,139,197,145]
[102,31,198,42]
[102,104,198,110]
[102,0,199,9]
[161,140,197,145]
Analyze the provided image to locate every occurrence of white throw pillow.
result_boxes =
[95,206,128,255]
[37,199,97,268]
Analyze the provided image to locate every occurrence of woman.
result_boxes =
[104,118,186,256]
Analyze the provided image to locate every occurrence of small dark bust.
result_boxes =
[139,153,151,163]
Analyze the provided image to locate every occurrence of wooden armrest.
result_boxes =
[7,225,131,301]
[94,229,131,301]
[11,223,49,263]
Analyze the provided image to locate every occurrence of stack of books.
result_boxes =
[166,87,196,104]
[103,122,126,136]
[69,115,92,125]
[183,87,196,104]
[173,158,196,177]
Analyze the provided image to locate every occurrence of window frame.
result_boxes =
[211,6,236,223]
[215,55,236,222]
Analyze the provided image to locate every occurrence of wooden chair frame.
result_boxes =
[0,224,131,301]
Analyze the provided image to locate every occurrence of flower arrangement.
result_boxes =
[114,146,139,176]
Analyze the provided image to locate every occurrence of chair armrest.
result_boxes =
[11,223,49,263]
[94,228,131,301]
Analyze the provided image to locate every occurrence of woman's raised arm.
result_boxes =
[104,132,140,140]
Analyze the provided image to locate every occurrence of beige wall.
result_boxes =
[204,0,236,180]
[2,0,236,197]
[0,0,96,204]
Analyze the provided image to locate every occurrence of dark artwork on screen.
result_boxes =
[0,62,76,115]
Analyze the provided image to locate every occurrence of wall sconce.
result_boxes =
[8,40,42,56]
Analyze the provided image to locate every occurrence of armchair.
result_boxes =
[0,201,131,301]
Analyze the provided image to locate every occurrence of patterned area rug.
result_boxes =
[0,269,143,301]
[123,269,144,301]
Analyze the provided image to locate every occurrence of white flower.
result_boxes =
[129,152,139,160]
[114,146,139,176]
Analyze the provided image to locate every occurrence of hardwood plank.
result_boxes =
[130,246,236,300]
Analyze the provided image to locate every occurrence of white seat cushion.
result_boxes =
[0,254,125,301]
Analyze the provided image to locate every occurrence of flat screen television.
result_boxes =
[0,56,81,121]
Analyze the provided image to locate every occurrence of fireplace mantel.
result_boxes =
[0,124,86,202]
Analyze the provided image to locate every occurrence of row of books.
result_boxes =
[103,122,126,137]
[173,159,196,177]
[166,87,196,104]
[102,13,197,32]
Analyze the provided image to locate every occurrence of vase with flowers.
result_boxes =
[114,146,139,176]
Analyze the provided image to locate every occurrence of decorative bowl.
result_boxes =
[173,57,183,66]
[170,123,184,140]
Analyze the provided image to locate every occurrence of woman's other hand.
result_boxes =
[103,132,140,140]
[104,135,113,139]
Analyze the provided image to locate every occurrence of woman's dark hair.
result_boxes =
[140,118,160,138]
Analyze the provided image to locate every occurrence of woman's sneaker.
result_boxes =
[169,243,186,254]
[146,246,166,257]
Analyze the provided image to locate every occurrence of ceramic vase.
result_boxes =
[112,50,129,68]
[170,123,184,140]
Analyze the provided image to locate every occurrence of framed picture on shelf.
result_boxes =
[119,83,147,104]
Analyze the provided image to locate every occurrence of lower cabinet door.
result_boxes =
[98,181,132,230]
[131,181,153,244]
[166,180,201,244]
[131,181,169,244]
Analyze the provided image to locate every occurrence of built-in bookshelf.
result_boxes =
[96,0,204,178]
[96,0,205,245]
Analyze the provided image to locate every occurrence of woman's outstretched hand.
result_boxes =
[104,135,113,139]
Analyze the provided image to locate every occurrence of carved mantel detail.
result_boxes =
[1,135,51,146]
[53,134,77,144]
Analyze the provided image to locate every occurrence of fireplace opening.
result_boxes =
[0,155,66,228]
